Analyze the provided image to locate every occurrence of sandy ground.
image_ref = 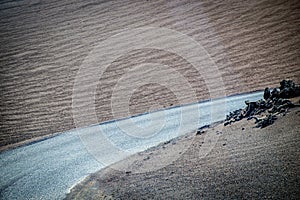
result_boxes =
[1,0,300,147]
[66,106,300,199]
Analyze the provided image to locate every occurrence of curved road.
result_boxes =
[0,92,263,199]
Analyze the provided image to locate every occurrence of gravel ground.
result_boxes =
[66,106,300,199]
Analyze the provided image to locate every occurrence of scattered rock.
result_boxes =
[196,130,205,135]
[196,125,210,135]
[224,80,300,128]
[279,80,300,98]
[224,121,231,126]
[270,88,280,99]
[255,115,277,128]
[264,87,271,100]
[164,140,171,145]
[143,156,150,161]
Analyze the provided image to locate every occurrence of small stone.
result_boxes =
[196,130,205,135]
[143,156,150,161]
[224,121,231,126]
[164,140,171,145]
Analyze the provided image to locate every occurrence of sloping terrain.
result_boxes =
[1,0,300,146]
[66,106,300,199]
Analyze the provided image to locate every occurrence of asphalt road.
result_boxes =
[0,91,263,199]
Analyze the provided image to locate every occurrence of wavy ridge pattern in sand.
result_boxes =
[0,0,299,146]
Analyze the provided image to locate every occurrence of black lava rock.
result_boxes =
[264,87,271,100]
[223,80,299,128]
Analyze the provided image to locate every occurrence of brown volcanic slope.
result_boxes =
[66,107,300,200]
[0,0,300,147]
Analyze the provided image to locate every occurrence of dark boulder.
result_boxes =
[270,88,280,99]
[244,101,258,117]
[278,79,300,98]
[264,87,271,100]
[279,79,295,90]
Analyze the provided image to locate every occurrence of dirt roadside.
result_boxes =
[66,100,300,199]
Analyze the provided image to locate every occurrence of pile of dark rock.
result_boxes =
[224,80,300,128]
